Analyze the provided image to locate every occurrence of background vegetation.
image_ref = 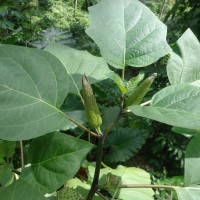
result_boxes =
[0,0,199,199]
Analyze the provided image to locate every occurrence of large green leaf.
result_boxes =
[0,45,70,141]
[167,29,200,84]
[129,81,200,130]
[88,165,154,200]
[0,180,47,200]
[29,132,94,192]
[185,135,200,186]
[45,43,112,95]
[104,127,148,162]
[175,187,200,200]
[86,0,171,69]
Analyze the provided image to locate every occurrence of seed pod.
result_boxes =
[82,75,102,130]
[126,73,157,107]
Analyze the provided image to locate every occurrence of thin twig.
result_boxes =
[20,140,24,169]
[119,184,181,190]
[64,114,98,137]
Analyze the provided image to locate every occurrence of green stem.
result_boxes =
[99,184,181,190]
[64,114,98,137]
[119,184,181,190]
[122,67,125,81]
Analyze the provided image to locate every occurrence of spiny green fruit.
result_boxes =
[126,73,157,107]
[82,75,102,130]
[57,187,85,200]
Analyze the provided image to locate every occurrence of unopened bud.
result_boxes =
[82,75,102,130]
[126,73,157,107]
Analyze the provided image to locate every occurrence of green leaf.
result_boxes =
[61,110,86,130]
[101,106,120,131]
[104,127,148,162]
[125,71,145,93]
[0,164,14,187]
[29,132,94,192]
[106,72,127,93]
[175,187,200,200]
[167,29,200,84]
[129,81,200,130]
[20,167,48,195]
[0,140,16,158]
[86,0,171,69]
[45,43,112,95]
[88,165,154,200]
[0,180,47,200]
[172,127,200,137]
[0,44,70,141]
[185,135,200,186]
[66,178,102,200]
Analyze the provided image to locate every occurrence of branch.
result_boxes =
[20,141,24,169]
[86,136,104,200]
[119,184,181,190]
[64,114,98,138]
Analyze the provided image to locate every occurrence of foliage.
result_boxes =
[0,0,200,200]
[104,127,148,163]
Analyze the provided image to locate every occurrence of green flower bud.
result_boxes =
[82,75,102,130]
[126,73,157,107]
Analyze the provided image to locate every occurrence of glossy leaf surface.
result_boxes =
[86,0,171,68]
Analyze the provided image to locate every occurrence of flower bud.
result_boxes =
[82,75,102,130]
[126,73,157,107]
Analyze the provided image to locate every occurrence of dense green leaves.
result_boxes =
[29,132,94,192]
[129,81,200,130]
[185,135,200,186]
[0,180,47,200]
[0,45,70,141]
[86,0,171,68]
[104,127,148,162]
[167,29,200,84]
[45,43,111,95]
